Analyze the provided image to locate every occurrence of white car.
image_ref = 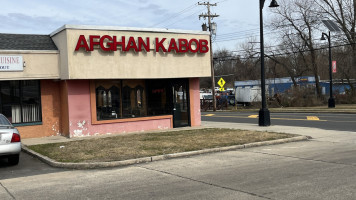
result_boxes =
[0,114,21,165]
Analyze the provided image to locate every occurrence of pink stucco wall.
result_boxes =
[66,80,171,137]
[189,78,201,126]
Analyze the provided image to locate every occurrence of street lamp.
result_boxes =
[321,31,335,108]
[259,0,279,126]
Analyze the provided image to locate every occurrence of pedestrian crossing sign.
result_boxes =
[217,78,226,88]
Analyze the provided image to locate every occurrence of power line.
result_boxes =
[215,30,279,42]
[164,8,206,28]
[220,31,352,54]
[214,29,350,46]
[150,3,199,28]
[217,28,261,37]
[213,42,356,60]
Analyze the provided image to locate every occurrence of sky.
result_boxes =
[0,0,277,51]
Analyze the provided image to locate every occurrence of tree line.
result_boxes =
[201,0,356,103]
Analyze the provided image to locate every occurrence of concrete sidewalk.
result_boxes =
[202,121,356,141]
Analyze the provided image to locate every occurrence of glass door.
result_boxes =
[172,79,190,127]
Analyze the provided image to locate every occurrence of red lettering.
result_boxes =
[75,35,90,51]
[178,39,188,53]
[167,38,178,53]
[112,36,126,51]
[138,37,150,52]
[125,37,138,52]
[100,35,113,51]
[89,35,100,51]
[199,39,209,53]
[75,35,206,54]
[155,38,167,52]
[188,39,199,53]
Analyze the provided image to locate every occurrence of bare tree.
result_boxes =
[265,33,311,87]
[239,39,261,81]
[270,0,324,97]
[314,0,356,94]
[213,49,239,87]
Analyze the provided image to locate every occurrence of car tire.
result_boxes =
[229,99,235,106]
[8,154,19,165]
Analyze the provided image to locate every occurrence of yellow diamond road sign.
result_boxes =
[218,78,226,88]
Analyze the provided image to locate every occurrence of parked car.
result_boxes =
[0,114,21,165]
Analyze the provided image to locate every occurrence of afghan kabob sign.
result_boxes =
[75,35,210,54]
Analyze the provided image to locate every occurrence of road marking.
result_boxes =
[307,116,320,121]
[272,117,326,121]
[203,114,328,122]
[204,114,215,116]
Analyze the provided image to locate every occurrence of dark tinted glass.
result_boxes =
[0,80,41,123]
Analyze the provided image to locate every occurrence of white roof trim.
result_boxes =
[0,50,59,54]
[50,24,211,37]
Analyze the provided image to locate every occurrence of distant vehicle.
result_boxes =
[235,87,262,105]
[226,88,235,94]
[220,95,236,106]
[200,91,212,100]
[203,94,213,101]
[0,114,21,165]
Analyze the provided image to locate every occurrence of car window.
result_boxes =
[0,114,12,126]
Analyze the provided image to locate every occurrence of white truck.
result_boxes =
[235,86,262,105]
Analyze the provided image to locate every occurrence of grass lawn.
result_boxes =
[28,128,296,163]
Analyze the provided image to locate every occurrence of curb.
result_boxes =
[22,135,310,169]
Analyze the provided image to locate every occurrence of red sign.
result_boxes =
[75,35,209,54]
[332,61,337,73]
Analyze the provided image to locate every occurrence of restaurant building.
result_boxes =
[0,25,211,138]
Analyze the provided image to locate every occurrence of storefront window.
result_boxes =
[95,80,147,120]
[95,81,121,120]
[0,80,42,124]
[146,79,172,116]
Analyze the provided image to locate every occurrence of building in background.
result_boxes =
[234,76,351,104]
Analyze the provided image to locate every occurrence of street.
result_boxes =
[202,111,356,132]
[1,120,356,199]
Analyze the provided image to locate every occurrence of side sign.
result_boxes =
[0,55,23,71]
[332,61,337,73]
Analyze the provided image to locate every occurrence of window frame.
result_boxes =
[90,80,173,126]
[0,80,42,125]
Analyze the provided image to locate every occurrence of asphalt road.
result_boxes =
[202,111,356,132]
[0,152,67,180]
[1,118,356,199]
[1,126,356,200]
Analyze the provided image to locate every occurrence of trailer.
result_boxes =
[235,86,262,105]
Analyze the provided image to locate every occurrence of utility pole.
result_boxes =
[199,1,219,111]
